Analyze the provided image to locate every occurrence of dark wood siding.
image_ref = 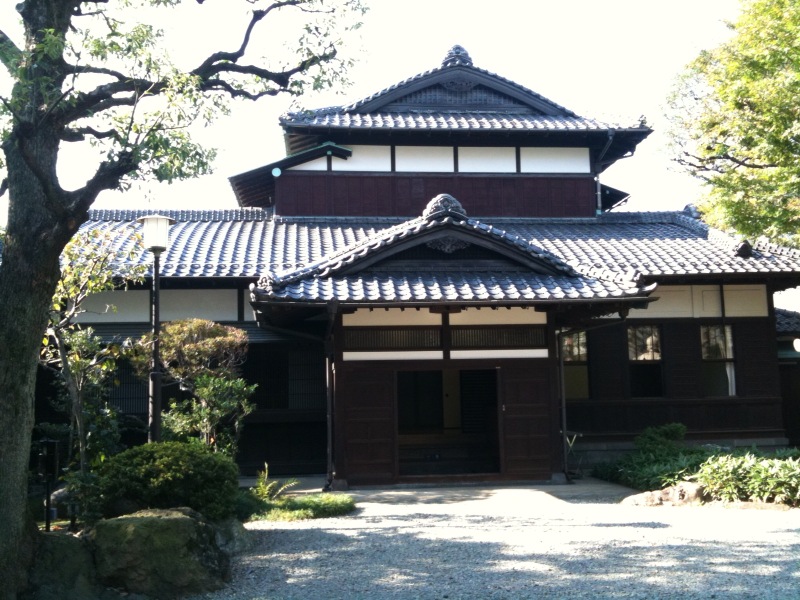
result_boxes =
[335,366,396,484]
[662,322,702,398]
[734,320,780,397]
[500,363,557,478]
[569,318,786,440]
[586,323,627,400]
[275,172,596,217]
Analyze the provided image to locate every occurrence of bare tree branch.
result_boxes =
[61,125,121,142]
[66,150,137,217]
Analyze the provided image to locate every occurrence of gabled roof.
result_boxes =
[229,142,351,208]
[280,46,651,159]
[250,194,654,307]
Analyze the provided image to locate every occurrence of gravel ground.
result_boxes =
[191,479,800,599]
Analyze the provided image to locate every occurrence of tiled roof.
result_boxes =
[82,204,800,294]
[280,111,639,133]
[251,195,651,305]
[259,271,649,304]
[280,46,648,135]
[776,308,800,336]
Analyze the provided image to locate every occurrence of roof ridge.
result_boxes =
[88,208,271,223]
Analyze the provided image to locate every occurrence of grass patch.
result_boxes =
[252,493,356,522]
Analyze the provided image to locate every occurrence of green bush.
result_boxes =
[593,423,710,490]
[634,423,688,456]
[234,489,269,522]
[92,441,239,521]
[694,452,800,505]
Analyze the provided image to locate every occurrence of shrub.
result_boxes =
[91,441,239,521]
[252,463,298,501]
[694,452,800,505]
[634,423,688,456]
[692,452,757,502]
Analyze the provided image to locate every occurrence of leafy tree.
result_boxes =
[163,373,256,454]
[132,318,256,454]
[667,0,800,245]
[40,228,146,475]
[0,2,365,595]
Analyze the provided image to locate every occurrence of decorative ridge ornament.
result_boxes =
[442,45,473,68]
[422,194,467,220]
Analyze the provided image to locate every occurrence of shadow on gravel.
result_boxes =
[231,520,800,599]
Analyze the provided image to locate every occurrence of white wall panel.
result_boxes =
[629,286,693,319]
[161,289,238,322]
[724,285,768,317]
[458,147,516,173]
[450,349,549,359]
[631,284,768,319]
[692,286,722,318]
[342,308,442,326]
[449,307,546,325]
[332,145,391,172]
[287,157,327,171]
[76,290,150,323]
[395,146,454,172]
[520,147,590,173]
[343,351,443,361]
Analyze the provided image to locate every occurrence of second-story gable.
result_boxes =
[229,46,651,218]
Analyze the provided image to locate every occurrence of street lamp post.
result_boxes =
[137,214,174,443]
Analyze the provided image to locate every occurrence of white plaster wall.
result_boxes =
[630,284,768,319]
[76,290,150,323]
[629,286,693,319]
[520,147,590,173]
[458,147,516,173]
[449,307,547,325]
[287,157,327,171]
[342,308,442,326]
[395,146,454,172]
[332,145,391,172]
[724,285,769,317]
[161,289,238,322]
[343,351,443,361]
[450,349,549,359]
[693,285,722,317]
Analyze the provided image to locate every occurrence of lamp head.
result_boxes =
[137,214,175,253]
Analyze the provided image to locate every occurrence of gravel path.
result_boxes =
[192,479,800,599]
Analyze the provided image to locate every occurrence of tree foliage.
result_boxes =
[40,228,146,475]
[0,2,365,595]
[667,0,800,244]
[132,318,255,454]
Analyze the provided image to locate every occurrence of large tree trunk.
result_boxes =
[0,134,77,598]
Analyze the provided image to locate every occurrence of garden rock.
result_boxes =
[86,507,231,599]
[24,532,101,600]
[621,481,707,507]
[621,490,664,506]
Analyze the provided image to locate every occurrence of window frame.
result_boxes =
[700,324,736,397]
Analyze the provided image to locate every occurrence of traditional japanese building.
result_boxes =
[73,46,800,486]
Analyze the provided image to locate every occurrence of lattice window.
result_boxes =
[450,326,546,349]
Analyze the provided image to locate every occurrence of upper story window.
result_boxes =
[700,324,736,396]
[628,325,663,397]
[561,331,589,400]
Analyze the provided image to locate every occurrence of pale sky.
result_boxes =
[0,0,742,221]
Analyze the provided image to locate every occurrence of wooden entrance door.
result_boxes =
[499,363,556,479]
[335,366,396,484]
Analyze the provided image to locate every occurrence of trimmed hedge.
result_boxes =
[93,441,239,521]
